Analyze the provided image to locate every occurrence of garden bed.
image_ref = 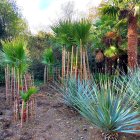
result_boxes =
[0,85,140,140]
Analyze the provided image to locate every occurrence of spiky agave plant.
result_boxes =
[118,68,140,110]
[59,77,140,140]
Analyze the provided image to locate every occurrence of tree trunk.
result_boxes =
[67,52,70,78]
[80,40,83,79]
[128,15,138,70]
[75,47,78,78]
[70,46,74,77]
[44,65,47,84]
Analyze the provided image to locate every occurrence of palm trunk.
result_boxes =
[67,52,70,78]
[128,15,138,70]
[13,67,16,101]
[5,65,8,101]
[62,47,64,79]
[85,50,90,79]
[11,67,14,103]
[21,100,24,127]
[44,65,47,84]
[62,47,66,79]
[83,51,87,80]
[80,40,83,79]
[71,46,74,77]
[75,47,78,78]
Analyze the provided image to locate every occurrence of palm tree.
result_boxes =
[51,20,75,79]
[0,38,29,101]
[42,47,54,83]
[1,38,29,75]
[73,19,92,79]
[100,0,140,70]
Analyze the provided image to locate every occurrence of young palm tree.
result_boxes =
[20,86,37,125]
[100,0,140,70]
[1,38,29,75]
[42,47,54,83]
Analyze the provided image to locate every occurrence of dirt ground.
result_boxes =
[0,84,140,140]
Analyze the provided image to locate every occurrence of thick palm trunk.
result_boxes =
[128,15,138,70]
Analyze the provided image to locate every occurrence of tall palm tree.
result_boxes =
[0,38,29,101]
[51,20,75,79]
[100,0,140,70]
[73,19,92,79]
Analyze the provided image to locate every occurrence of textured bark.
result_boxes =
[44,65,47,84]
[70,46,74,76]
[67,52,70,78]
[128,15,138,70]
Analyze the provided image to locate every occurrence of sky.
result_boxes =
[16,0,102,34]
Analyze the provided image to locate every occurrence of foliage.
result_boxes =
[42,48,54,65]
[55,77,79,107]
[28,32,55,81]
[73,19,92,47]
[91,15,127,52]
[58,77,140,134]
[51,19,92,49]
[0,66,5,85]
[20,86,38,108]
[0,38,29,74]
[28,32,54,61]
[20,86,38,102]
[51,20,75,49]
[118,69,140,107]
[0,0,28,39]
[104,46,119,58]
[100,0,140,17]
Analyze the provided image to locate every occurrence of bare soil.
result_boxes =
[0,85,140,140]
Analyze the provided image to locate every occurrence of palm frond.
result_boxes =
[73,19,92,46]
[100,4,120,17]
[51,20,75,49]
[42,47,54,65]
[0,38,29,74]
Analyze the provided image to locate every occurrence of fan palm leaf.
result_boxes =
[42,47,54,65]
[0,38,29,74]
[51,20,75,50]
[73,19,92,47]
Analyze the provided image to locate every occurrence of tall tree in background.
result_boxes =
[100,0,140,70]
[0,0,28,40]
[28,31,54,80]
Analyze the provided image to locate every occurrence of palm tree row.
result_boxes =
[51,19,92,80]
[0,38,37,126]
[0,38,29,101]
